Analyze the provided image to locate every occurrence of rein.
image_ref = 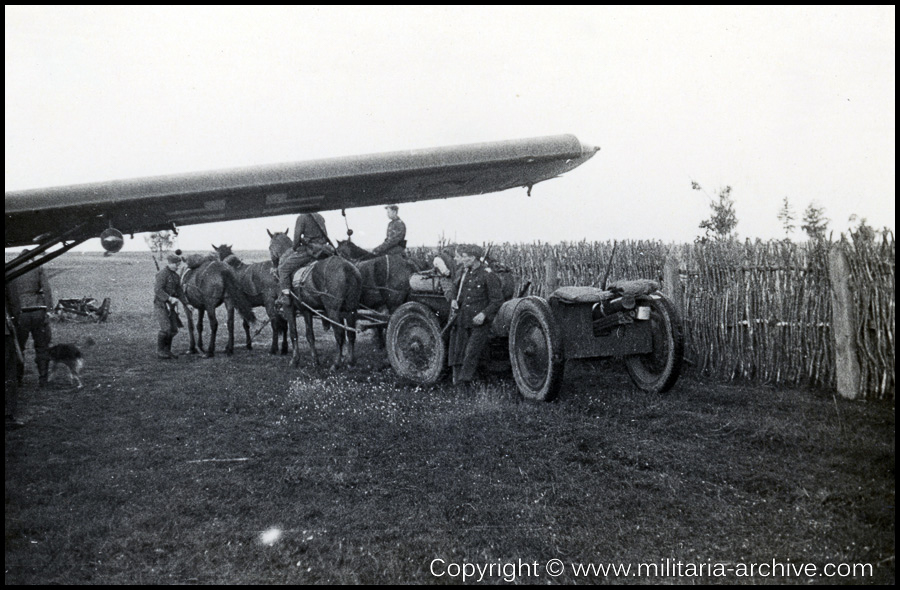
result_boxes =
[288,291,360,333]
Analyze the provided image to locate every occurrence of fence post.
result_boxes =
[828,242,860,399]
[545,256,558,295]
[663,255,683,316]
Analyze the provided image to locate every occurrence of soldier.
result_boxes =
[7,253,54,387]
[371,204,406,256]
[277,212,334,304]
[6,295,24,428]
[154,252,185,360]
[447,244,504,387]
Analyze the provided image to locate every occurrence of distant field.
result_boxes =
[5,252,895,584]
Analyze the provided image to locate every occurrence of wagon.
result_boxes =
[384,273,684,401]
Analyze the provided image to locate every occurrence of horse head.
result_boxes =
[212,243,234,261]
[268,230,293,266]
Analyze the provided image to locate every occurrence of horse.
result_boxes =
[335,239,427,347]
[179,254,257,358]
[212,244,289,356]
[267,230,362,370]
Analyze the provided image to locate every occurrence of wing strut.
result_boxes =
[5,219,95,283]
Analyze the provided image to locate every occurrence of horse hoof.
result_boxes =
[203,352,214,359]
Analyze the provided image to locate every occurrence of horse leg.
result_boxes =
[302,310,319,368]
[204,308,218,358]
[197,309,206,353]
[244,319,253,351]
[284,303,300,366]
[183,303,198,354]
[346,313,357,367]
[224,303,234,355]
[329,314,345,371]
[279,318,290,355]
[264,300,279,355]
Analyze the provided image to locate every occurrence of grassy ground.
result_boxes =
[5,252,895,584]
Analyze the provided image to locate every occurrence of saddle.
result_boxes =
[291,261,318,290]
[184,253,215,270]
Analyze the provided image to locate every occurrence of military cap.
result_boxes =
[166,252,183,264]
[385,204,399,211]
[456,243,484,259]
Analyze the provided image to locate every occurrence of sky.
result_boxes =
[5,6,895,254]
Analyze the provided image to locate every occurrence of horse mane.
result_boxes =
[336,239,375,261]
[222,254,243,269]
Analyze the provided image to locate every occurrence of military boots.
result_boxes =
[157,332,176,360]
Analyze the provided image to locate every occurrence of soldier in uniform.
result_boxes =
[277,212,334,303]
[447,244,504,387]
[7,254,54,387]
[372,204,407,256]
[6,292,24,427]
[154,252,185,359]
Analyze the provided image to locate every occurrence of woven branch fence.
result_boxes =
[413,233,894,399]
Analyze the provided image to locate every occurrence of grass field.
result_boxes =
[5,252,895,584]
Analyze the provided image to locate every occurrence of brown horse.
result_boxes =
[268,231,362,370]
[179,255,257,358]
[213,244,289,355]
[335,239,426,347]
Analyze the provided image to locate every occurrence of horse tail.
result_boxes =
[220,263,257,323]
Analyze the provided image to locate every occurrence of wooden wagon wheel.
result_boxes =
[624,293,684,393]
[508,297,565,402]
[386,302,446,385]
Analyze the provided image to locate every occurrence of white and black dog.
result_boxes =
[48,343,85,389]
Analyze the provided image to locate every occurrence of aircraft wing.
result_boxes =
[5,134,598,249]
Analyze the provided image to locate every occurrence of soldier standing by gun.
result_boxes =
[446,244,504,387]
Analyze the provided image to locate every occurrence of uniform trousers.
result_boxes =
[15,309,51,382]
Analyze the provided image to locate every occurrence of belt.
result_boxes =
[20,306,48,313]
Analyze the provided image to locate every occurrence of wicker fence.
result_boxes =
[413,233,895,399]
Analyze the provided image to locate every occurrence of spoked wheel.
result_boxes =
[508,297,565,401]
[624,294,684,393]
[386,302,446,385]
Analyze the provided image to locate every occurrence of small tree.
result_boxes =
[693,182,738,241]
[848,214,877,242]
[777,196,796,239]
[144,231,178,261]
[801,202,830,241]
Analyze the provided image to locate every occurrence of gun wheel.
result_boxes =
[386,302,446,385]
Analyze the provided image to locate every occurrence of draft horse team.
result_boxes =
[157,208,417,371]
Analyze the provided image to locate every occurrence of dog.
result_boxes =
[48,343,85,389]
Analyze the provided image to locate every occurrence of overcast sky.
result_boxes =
[5,6,895,254]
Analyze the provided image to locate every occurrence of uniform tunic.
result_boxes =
[372,218,407,256]
[154,266,184,335]
[293,212,330,249]
[448,263,504,382]
[279,213,333,290]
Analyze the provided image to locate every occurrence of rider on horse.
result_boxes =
[277,212,335,306]
[371,204,407,256]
